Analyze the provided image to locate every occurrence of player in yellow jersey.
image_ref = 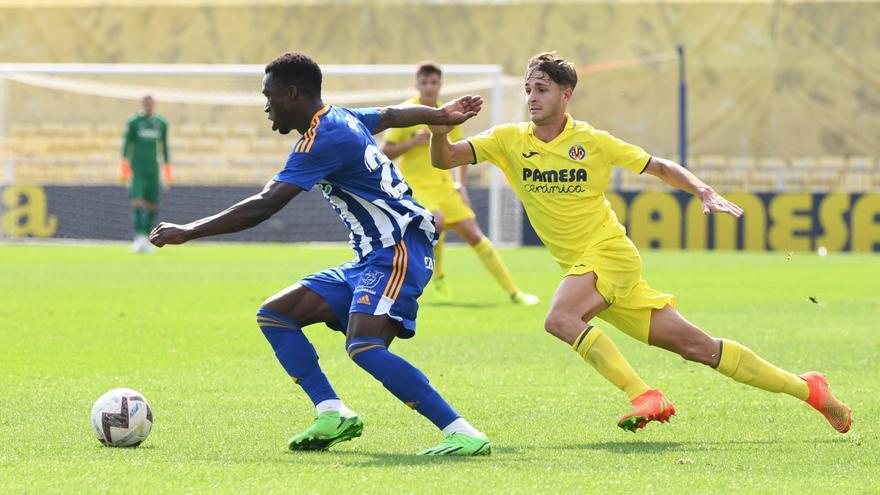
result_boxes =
[428,52,851,434]
[382,62,538,305]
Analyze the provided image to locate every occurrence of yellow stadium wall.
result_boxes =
[1,1,878,160]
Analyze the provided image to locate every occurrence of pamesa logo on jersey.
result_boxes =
[522,166,588,194]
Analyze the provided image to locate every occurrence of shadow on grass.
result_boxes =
[563,438,850,454]
[277,443,539,466]
[283,448,507,467]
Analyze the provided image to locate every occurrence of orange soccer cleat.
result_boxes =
[799,372,852,433]
[617,389,676,432]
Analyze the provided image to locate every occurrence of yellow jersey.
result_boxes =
[468,114,651,269]
[385,96,463,190]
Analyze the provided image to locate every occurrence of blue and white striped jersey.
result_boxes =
[274,105,437,260]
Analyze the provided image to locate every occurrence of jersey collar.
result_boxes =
[310,104,331,124]
[408,95,443,107]
[527,113,575,143]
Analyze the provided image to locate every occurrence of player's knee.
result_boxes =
[543,311,577,339]
[256,306,273,329]
[257,299,276,316]
[345,338,387,364]
[255,305,296,329]
[258,290,292,316]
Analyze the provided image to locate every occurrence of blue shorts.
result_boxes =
[300,228,434,339]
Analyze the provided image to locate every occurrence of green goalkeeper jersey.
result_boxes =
[122,112,170,176]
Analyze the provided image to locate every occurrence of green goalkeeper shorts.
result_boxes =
[129,174,161,203]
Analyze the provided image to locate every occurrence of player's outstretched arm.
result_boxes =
[643,157,743,218]
[428,128,475,170]
[149,180,302,247]
[374,95,483,133]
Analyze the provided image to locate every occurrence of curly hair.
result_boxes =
[265,52,323,97]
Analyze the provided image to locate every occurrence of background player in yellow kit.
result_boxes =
[428,52,851,434]
[382,62,538,305]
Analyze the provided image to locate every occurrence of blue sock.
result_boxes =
[257,308,338,406]
[346,337,460,430]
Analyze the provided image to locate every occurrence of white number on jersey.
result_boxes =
[364,144,409,199]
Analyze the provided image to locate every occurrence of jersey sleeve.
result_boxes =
[467,125,508,167]
[600,131,651,174]
[347,107,381,134]
[274,134,344,190]
[121,119,135,159]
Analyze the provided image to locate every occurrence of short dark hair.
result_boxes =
[416,61,442,79]
[526,52,578,89]
[265,52,322,97]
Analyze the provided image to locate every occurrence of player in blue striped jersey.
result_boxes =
[276,103,437,261]
[150,53,490,456]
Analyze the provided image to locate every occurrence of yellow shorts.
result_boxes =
[565,235,675,343]
[412,184,476,225]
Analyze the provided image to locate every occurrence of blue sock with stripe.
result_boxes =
[257,308,338,406]
[346,337,460,430]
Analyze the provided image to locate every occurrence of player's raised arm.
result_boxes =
[643,156,743,218]
[149,180,302,246]
[373,95,483,134]
[428,126,475,170]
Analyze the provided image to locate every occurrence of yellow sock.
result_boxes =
[434,232,446,280]
[716,340,809,401]
[472,237,517,295]
[573,327,651,400]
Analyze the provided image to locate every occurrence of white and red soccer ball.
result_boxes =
[91,388,153,447]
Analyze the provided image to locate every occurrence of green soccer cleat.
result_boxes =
[288,410,363,451]
[511,291,540,306]
[416,433,492,456]
[433,276,453,302]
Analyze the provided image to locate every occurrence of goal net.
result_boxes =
[0,63,524,244]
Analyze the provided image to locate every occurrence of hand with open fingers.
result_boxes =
[149,222,192,247]
[440,95,483,126]
[701,190,743,218]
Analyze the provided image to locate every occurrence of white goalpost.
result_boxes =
[0,63,523,245]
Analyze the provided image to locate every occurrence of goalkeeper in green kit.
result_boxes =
[120,95,172,253]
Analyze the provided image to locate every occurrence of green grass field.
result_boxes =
[0,243,877,493]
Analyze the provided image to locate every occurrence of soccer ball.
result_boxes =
[90,388,153,447]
